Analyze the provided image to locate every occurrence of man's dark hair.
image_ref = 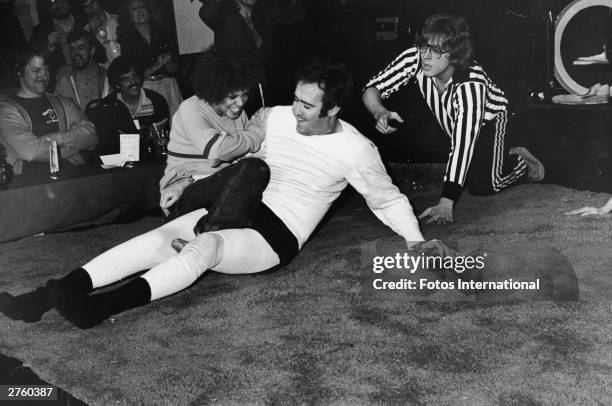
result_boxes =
[417,14,474,69]
[66,28,107,64]
[67,28,95,47]
[296,61,353,117]
[13,44,47,76]
[107,55,144,88]
[191,49,263,105]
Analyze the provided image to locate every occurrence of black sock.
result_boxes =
[56,277,152,329]
[48,267,93,308]
[0,287,51,322]
[0,268,94,323]
[55,267,93,293]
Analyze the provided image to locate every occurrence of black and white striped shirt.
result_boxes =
[365,47,508,201]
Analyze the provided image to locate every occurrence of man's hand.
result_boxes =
[419,197,454,224]
[374,109,404,134]
[60,146,85,165]
[171,238,188,253]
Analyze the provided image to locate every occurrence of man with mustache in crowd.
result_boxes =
[85,55,168,157]
[54,29,110,110]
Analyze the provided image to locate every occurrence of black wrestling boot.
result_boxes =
[0,268,93,323]
[47,267,94,308]
[55,277,151,329]
[0,287,52,322]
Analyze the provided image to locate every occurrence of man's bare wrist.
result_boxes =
[439,197,454,207]
[373,108,388,120]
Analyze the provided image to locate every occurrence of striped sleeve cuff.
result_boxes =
[441,181,463,202]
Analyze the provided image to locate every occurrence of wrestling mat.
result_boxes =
[0,177,611,405]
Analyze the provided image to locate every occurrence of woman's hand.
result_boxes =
[159,177,194,215]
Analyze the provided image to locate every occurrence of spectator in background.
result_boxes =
[0,45,97,174]
[85,55,167,156]
[31,0,87,90]
[198,0,303,108]
[117,0,177,79]
[54,29,110,110]
[80,0,120,68]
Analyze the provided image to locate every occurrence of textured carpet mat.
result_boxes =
[1,172,611,405]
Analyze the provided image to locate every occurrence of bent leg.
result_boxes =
[142,232,224,300]
[466,113,527,195]
[172,158,270,227]
[83,209,206,288]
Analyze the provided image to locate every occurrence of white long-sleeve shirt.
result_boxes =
[261,106,424,248]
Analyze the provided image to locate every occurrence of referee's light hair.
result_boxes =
[420,14,474,69]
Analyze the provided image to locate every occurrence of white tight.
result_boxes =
[82,209,280,301]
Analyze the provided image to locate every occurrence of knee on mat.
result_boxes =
[180,232,224,272]
[240,158,270,182]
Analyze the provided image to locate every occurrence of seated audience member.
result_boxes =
[363,14,545,225]
[85,56,168,156]
[54,29,110,110]
[31,0,87,89]
[566,196,612,216]
[0,46,97,175]
[159,50,265,215]
[0,61,432,329]
[80,0,121,68]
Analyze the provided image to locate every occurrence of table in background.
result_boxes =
[514,103,612,193]
[0,162,163,243]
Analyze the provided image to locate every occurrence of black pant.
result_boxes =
[465,114,527,196]
[170,158,270,231]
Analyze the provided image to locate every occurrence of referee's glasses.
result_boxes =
[416,41,449,58]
